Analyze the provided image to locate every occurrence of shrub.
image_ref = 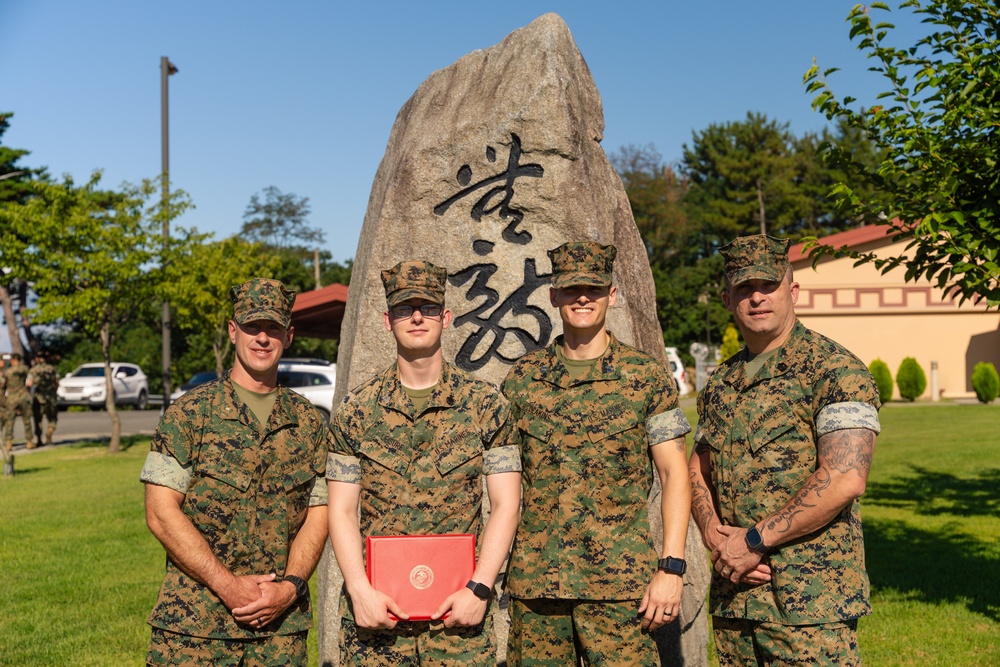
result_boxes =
[869,358,894,404]
[896,357,927,401]
[971,362,1000,404]
[720,323,741,361]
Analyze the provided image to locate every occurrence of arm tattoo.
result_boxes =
[818,428,875,476]
[689,475,718,529]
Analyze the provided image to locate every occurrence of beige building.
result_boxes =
[789,226,1000,400]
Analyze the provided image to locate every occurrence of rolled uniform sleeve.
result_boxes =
[140,450,191,493]
[480,387,521,475]
[327,397,362,484]
[644,362,692,446]
[814,353,882,436]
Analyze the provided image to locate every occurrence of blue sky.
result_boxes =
[1,2,925,351]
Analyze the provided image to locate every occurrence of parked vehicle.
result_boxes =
[169,370,219,402]
[57,362,149,410]
[664,347,691,397]
[277,359,337,421]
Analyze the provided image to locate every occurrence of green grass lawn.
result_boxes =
[1,405,998,665]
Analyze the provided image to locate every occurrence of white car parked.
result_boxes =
[665,347,691,397]
[57,362,150,410]
[277,358,337,421]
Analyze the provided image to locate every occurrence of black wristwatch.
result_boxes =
[466,580,492,600]
[657,556,687,576]
[279,575,308,600]
[745,526,769,554]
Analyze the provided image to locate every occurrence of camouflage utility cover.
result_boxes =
[547,241,617,289]
[720,234,790,286]
[141,372,330,638]
[380,259,448,308]
[230,278,296,328]
[502,334,691,600]
[328,361,517,540]
[28,362,60,403]
[695,320,880,624]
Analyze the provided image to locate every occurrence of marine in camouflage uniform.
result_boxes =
[141,278,330,667]
[688,235,881,667]
[2,354,34,450]
[327,260,521,667]
[502,242,692,667]
[29,351,60,446]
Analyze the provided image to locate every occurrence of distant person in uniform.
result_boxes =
[328,259,521,667]
[141,278,330,666]
[502,241,692,666]
[689,234,881,666]
[2,353,34,450]
[29,350,60,446]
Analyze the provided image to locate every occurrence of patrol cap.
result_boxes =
[720,234,791,286]
[381,260,447,308]
[229,278,296,328]
[548,241,617,289]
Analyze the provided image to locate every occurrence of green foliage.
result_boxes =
[720,323,742,361]
[241,185,323,249]
[896,356,927,401]
[0,172,193,450]
[869,358,895,404]
[0,111,49,204]
[971,362,1000,404]
[804,0,1000,307]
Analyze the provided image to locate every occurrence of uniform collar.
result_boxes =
[721,320,804,390]
[532,331,622,388]
[377,360,459,419]
[219,369,299,432]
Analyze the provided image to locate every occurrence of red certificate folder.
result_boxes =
[366,534,476,621]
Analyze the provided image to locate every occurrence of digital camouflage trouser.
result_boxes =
[339,594,495,667]
[2,395,31,447]
[712,616,861,667]
[32,397,57,445]
[146,627,307,667]
[507,597,660,667]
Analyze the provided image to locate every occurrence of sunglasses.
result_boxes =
[389,303,443,319]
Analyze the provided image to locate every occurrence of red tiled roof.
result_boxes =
[291,283,348,339]
[788,222,905,263]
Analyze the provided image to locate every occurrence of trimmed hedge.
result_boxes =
[897,357,927,401]
[869,358,894,404]
[971,362,1000,404]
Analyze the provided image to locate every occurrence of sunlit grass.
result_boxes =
[1,405,998,665]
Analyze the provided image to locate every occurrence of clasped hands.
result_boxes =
[710,525,772,586]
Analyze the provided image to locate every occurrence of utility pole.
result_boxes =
[160,56,178,414]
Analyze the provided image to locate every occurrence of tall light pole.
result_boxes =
[161,56,178,413]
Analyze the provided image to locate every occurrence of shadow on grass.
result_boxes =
[866,465,1000,517]
[71,434,148,452]
[865,517,1000,622]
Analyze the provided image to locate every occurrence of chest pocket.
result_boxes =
[747,401,798,455]
[198,448,253,492]
[358,438,409,477]
[586,412,645,480]
[433,426,482,476]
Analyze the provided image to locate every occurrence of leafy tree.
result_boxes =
[682,112,813,240]
[241,185,323,250]
[971,362,999,404]
[1,173,191,452]
[165,236,280,376]
[0,111,50,358]
[868,358,895,404]
[804,0,1000,306]
[896,356,927,401]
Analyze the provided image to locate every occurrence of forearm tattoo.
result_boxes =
[689,443,719,529]
[763,428,875,538]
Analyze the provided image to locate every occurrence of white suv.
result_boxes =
[665,347,690,397]
[277,358,337,421]
[57,362,150,410]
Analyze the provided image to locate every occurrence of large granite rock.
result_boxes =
[318,13,709,667]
